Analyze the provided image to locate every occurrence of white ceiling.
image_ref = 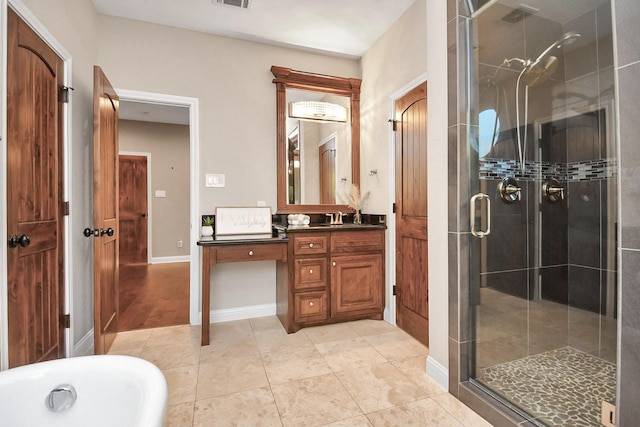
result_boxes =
[91,0,416,58]
[100,0,416,125]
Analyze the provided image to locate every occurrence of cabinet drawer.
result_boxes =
[331,230,384,253]
[214,243,286,263]
[294,291,328,323]
[294,258,327,290]
[293,233,328,255]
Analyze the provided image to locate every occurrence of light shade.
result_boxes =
[288,101,348,123]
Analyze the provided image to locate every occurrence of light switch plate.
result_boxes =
[155,190,166,198]
[205,173,225,188]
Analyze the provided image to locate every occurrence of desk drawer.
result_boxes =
[293,234,328,255]
[215,243,286,263]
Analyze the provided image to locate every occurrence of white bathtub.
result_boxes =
[0,355,168,427]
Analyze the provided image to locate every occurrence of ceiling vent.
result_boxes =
[215,0,250,9]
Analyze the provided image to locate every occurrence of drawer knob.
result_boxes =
[248,250,254,256]
[309,301,314,307]
[309,269,313,274]
[309,243,314,248]
[332,261,336,267]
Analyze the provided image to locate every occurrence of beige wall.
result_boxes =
[96,15,361,311]
[360,0,449,382]
[119,120,190,259]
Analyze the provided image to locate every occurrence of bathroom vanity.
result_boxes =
[275,223,385,333]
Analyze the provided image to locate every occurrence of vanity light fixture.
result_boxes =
[288,101,348,123]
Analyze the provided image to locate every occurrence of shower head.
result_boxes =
[522,55,558,87]
[522,32,580,87]
[533,32,581,64]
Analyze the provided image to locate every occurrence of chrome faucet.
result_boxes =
[325,212,344,225]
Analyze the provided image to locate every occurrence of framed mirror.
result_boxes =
[272,66,361,213]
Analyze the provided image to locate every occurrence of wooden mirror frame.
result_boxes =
[272,65,361,213]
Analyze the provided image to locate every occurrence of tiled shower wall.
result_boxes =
[448,0,640,424]
[614,0,640,425]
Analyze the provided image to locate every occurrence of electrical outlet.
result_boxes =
[601,401,616,427]
[177,240,183,248]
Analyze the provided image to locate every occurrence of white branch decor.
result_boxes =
[346,184,369,224]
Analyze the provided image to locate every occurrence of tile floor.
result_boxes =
[108,317,491,426]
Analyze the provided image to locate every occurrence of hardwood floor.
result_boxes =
[118,262,190,331]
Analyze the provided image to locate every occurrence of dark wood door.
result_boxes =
[93,66,120,354]
[119,155,148,265]
[394,82,429,346]
[319,138,336,204]
[6,9,65,368]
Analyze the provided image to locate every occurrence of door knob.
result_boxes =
[8,234,30,248]
[83,228,99,237]
[100,227,114,237]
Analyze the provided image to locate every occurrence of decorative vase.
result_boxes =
[201,225,214,237]
[353,210,362,225]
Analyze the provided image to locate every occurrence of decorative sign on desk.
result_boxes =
[215,207,272,240]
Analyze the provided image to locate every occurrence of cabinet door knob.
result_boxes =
[248,250,254,256]
[309,269,313,274]
[309,243,314,248]
[309,301,314,307]
[332,261,336,267]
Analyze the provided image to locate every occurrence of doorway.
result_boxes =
[115,91,200,331]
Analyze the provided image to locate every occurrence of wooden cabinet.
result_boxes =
[276,228,385,333]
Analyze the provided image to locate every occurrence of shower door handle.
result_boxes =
[470,193,491,238]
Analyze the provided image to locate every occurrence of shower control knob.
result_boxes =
[498,177,521,203]
[543,179,564,203]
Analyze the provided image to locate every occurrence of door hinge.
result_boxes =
[63,201,70,216]
[392,203,396,213]
[63,314,70,329]
[389,119,398,131]
[60,85,74,103]
[393,285,397,296]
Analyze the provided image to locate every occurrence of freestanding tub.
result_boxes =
[0,355,168,427]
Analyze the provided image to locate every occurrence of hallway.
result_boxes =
[118,262,190,331]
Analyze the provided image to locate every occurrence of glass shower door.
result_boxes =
[467,1,618,425]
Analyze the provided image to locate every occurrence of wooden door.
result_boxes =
[319,138,336,204]
[119,155,148,265]
[93,66,120,354]
[394,82,429,346]
[6,9,65,368]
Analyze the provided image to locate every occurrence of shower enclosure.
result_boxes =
[462,1,618,425]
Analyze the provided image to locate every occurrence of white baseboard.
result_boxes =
[73,328,94,356]
[149,256,190,264]
[207,303,276,324]
[426,355,449,391]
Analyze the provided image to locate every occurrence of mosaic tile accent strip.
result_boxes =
[479,158,617,182]
[477,347,616,427]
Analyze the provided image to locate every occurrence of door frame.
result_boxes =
[387,72,428,327]
[115,89,200,325]
[0,0,73,369]
[118,151,152,264]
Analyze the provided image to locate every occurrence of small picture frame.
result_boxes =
[214,207,272,240]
